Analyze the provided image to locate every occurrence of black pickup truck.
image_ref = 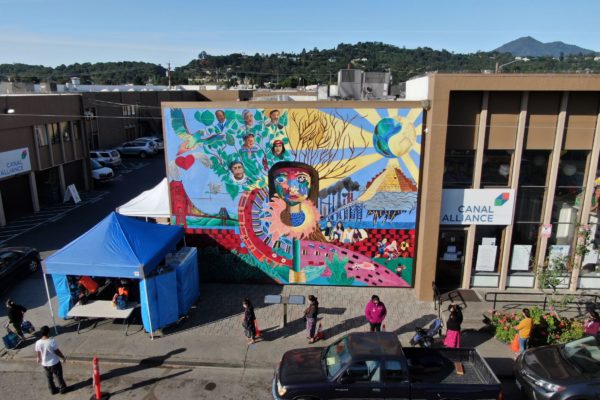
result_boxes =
[272,332,502,400]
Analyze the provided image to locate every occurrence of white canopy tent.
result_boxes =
[116,178,170,220]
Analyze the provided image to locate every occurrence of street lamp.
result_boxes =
[495,58,528,73]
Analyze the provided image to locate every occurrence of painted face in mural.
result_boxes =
[243,111,254,127]
[230,161,245,181]
[215,110,226,123]
[270,110,280,124]
[273,167,312,207]
[272,141,284,157]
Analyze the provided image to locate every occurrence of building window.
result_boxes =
[473,225,505,274]
[443,150,474,188]
[35,125,49,146]
[47,123,59,145]
[508,150,551,275]
[60,121,71,142]
[481,150,512,187]
[549,150,589,251]
[581,160,600,277]
[73,121,81,140]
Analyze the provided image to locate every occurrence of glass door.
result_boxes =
[435,228,467,292]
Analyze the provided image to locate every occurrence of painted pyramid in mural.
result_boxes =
[357,159,418,214]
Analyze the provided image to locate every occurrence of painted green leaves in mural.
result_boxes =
[195,110,215,126]
[326,254,354,285]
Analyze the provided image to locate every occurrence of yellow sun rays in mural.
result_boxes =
[287,107,422,189]
[316,152,384,190]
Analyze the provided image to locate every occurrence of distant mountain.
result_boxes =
[495,36,597,57]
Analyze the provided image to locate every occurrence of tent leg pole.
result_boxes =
[43,273,58,335]
[144,282,154,340]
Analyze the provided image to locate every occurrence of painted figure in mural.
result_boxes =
[271,140,286,160]
[241,134,259,153]
[377,238,388,257]
[267,161,326,242]
[242,110,255,132]
[342,226,354,243]
[352,228,363,243]
[214,109,228,132]
[385,240,399,260]
[266,109,284,130]
[333,222,344,241]
[229,161,247,185]
[324,220,333,239]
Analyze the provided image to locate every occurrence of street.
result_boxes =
[0,359,273,399]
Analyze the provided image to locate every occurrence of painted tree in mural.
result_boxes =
[170,108,291,200]
[288,109,369,180]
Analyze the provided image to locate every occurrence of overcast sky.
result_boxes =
[1,0,599,67]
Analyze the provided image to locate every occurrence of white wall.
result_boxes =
[405,76,429,100]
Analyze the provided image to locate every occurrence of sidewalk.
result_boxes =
[3,283,515,377]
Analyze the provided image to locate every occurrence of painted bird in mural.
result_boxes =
[170,108,225,155]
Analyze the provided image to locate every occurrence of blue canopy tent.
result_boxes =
[43,212,184,338]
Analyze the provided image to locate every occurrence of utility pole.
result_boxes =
[167,62,172,89]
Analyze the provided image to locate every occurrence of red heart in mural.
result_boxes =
[175,155,195,170]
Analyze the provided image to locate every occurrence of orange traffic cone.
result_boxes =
[254,320,262,337]
[316,322,325,341]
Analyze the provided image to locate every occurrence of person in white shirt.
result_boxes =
[35,325,67,395]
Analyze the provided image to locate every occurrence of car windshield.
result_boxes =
[561,336,600,375]
[91,160,103,169]
[324,337,352,377]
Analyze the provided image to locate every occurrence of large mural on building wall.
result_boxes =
[163,106,422,287]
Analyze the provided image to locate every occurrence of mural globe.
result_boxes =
[373,117,417,158]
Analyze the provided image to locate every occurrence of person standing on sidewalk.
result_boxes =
[6,299,27,341]
[241,298,257,345]
[35,325,68,395]
[365,295,387,332]
[443,304,463,348]
[515,308,533,354]
[304,295,319,343]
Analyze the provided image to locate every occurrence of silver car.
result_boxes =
[90,149,122,167]
[116,140,157,158]
[138,136,164,151]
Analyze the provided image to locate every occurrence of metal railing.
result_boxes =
[432,282,466,318]
[484,291,600,313]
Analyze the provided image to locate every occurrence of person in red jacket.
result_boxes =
[365,295,387,332]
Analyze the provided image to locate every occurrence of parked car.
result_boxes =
[138,136,164,151]
[90,159,114,183]
[0,247,41,293]
[515,335,600,400]
[116,140,157,158]
[90,149,122,167]
[272,332,502,400]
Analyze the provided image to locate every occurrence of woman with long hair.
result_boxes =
[241,298,257,344]
[304,295,319,343]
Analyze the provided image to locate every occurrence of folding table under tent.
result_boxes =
[42,212,186,339]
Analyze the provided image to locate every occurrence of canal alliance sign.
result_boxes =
[440,189,515,225]
[0,148,31,179]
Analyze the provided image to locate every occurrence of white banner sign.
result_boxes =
[475,245,497,271]
[0,148,31,179]
[440,189,515,225]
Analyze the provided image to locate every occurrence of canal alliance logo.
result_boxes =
[494,192,510,206]
[21,150,27,159]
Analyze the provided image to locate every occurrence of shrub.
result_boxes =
[489,306,584,346]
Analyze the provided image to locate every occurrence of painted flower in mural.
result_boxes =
[400,241,410,251]
[267,197,321,242]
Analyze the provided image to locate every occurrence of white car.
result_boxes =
[90,149,122,167]
[91,159,114,183]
